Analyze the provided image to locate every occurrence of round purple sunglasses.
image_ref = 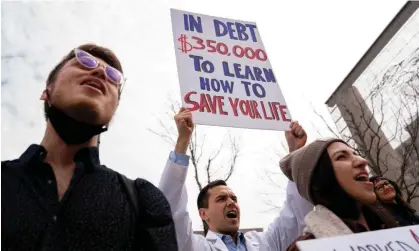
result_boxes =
[74,48,124,85]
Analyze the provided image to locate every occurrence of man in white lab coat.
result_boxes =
[159,108,313,251]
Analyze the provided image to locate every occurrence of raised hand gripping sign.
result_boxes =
[297,226,419,251]
[171,9,292,131]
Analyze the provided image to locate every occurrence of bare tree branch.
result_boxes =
[224,134,240,182]
[312,107,341,138]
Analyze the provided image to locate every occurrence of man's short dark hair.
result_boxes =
[197,179,227,235]
[44,43,123,120]
[197,180,227,209]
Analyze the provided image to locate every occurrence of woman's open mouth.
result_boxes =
[354,173,373,188]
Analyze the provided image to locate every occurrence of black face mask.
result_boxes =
[46,104,108,145]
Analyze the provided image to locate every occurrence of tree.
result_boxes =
[149,98,241,191]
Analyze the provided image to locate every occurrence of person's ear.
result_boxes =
[199,208,209,222]
[40,86,52,102]
[40,89,48,101]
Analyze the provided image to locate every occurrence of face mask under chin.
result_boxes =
[46,104,107,145]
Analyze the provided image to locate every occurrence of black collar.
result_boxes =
[19,144,101,171]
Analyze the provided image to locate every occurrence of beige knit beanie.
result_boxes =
[279,138,346,204]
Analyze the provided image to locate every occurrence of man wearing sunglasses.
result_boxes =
[2,44,178,251]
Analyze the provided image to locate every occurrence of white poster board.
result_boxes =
[297,225,419,251]
[171,9,291,131]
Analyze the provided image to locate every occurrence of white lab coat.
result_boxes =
[158,159,313,251]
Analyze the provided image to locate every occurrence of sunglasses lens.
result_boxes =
[76,50,98,68]
[78,56,98,68]
[75,49,123,85]
[105,66,122,84]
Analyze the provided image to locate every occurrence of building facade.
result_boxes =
[325,1,419,209]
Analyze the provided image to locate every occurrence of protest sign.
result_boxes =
[297,225,419,251]
[171,9,291,130]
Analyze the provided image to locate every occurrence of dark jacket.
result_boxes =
[2,145,178,251]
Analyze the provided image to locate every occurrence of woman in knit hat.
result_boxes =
[370,175,419,226]
[279,138,399,251]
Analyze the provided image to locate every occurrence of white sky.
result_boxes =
[1,0,406,230]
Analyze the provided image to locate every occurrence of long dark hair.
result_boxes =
[310,151,361,220]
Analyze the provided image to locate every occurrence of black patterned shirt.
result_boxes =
[2,144,177,251]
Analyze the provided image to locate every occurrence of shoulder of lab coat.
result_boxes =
[252,180,314,251]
